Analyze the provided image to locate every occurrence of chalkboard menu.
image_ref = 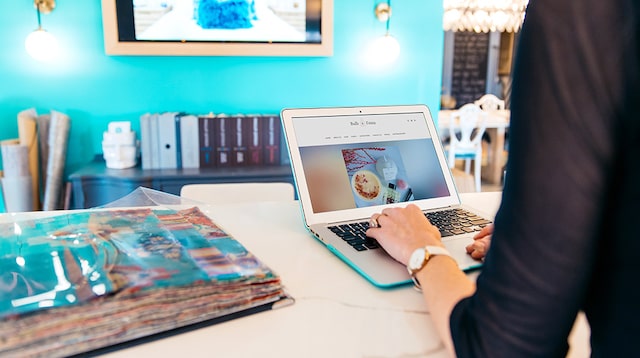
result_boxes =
[450,32,490,108]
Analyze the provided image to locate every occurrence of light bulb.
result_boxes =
[25,29,59,62]
[367,34,400,67]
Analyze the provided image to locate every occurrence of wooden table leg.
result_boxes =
[481,127,506,185]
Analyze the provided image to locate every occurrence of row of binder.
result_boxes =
[139,112,282,170]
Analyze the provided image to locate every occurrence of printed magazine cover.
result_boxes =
[0,190,291,357]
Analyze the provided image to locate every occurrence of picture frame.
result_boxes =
[101,0,333,56]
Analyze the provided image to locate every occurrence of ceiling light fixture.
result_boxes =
[443,0,529,33]
[25,0,59,62]
[367,1,400,67]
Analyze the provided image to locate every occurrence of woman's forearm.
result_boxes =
[417,255,476,356]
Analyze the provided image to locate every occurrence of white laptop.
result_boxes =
[280,104,491,288]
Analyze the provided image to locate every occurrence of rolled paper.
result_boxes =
[1,142,29,177]
[1,175,34,212]
[37,113,51,184]
[42,110,70,211]
[18,108,40,210]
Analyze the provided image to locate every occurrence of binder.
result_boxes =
[231,114,249,166]
[148,113,160,169]
[198,114,215,168]
[174,114,183,169]
[214,114,232,167]
[180,114,200,169]
[139,113,153,169]
[247,114,263,165]
[263,115,281,165]
[157,112,178,169]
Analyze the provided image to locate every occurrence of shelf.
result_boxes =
[68,158,294,209]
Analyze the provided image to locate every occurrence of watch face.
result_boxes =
[409,247,426,271]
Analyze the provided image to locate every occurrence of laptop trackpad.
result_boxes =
[444,236,484,271]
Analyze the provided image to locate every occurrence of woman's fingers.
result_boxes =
[473,223,494,240]
[465,237,491,259]
[366,205,444,265]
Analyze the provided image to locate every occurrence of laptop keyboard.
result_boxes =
[328,221,379,251]
[328,208,492,252]
[425,208,492,237]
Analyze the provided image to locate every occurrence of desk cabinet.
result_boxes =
[68,159,294,209]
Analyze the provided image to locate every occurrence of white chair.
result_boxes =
[180,182,295,204]
[447,103,487,192]
[475,93,508,173]
[474,94,505,110]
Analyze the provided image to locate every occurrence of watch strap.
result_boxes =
[408,245,452,291]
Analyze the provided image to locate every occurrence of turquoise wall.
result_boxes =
[0,1,445,210]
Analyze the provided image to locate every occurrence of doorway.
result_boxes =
[441,31,517,110]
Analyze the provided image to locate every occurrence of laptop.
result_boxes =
[280,104,492,288]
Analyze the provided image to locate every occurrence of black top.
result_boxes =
[450,0,640,356]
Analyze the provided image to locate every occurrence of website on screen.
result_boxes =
[292,112,450,213]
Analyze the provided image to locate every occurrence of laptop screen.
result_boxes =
[286,108,451,215]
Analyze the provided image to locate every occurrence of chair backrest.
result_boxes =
[474,94,505,111]
[180,182,295,205]
[449,103,487,150]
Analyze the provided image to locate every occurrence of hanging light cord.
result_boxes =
[385,0,392,34]
[35,1,43,30]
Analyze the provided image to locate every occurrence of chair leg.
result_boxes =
[464,159,471,173]
[474,157,482,192]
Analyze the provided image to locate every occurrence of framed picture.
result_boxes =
[101,0,333,56]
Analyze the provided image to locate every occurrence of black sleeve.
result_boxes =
[449,0,636,356]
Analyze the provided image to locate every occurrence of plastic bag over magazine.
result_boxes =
[0,187,283,319]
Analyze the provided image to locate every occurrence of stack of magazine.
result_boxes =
[0,188,292,357]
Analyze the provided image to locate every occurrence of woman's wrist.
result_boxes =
[415,254,460,287]
[406,245,457,291]
[402,235,445,265]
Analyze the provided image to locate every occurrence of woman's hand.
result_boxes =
[366,204,443,266]
[466,224,493,260]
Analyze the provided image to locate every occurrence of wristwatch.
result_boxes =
[407,245,453,290]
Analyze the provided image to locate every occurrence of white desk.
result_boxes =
[1,193,588,357]
[438,110,510,185]
[92,191,588,358]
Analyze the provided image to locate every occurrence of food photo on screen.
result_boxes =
[341,146,414,208]
[298,139,450,213]
[131,0,308,42]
